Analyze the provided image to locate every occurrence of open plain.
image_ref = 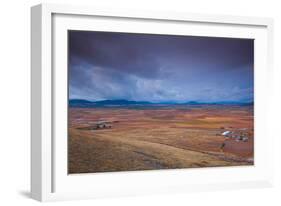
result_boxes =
[68,105,254,174]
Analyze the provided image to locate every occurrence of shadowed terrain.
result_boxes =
[68,105,253,174]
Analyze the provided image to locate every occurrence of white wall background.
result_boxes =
[0,0,280,205]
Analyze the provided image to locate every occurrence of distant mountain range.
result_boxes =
[69,99,253,107]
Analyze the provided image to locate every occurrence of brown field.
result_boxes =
[68,105,254,174]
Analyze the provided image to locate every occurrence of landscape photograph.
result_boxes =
[68,30,254,174]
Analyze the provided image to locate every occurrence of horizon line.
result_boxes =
[69,98,254,104]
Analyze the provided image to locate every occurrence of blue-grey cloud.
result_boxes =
[68,31,254,103]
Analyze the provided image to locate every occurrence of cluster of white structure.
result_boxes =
[221,130,249,142]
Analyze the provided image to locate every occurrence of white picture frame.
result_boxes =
[31,3,274,202]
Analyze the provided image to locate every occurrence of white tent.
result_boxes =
[222,131,231,136]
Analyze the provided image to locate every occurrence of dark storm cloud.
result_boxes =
[69,31,162,79]
[68,30,254,103]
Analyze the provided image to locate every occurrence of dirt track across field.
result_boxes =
[68,105,254,173]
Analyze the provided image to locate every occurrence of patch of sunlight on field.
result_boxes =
[68,106,254,173]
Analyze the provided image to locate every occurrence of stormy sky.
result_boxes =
[68,30,254,103]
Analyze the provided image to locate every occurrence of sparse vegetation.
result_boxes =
[68,105,254,174]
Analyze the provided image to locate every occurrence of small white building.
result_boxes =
[222,131,231,136]
[242,137,248,142]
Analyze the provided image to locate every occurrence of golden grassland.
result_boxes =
[68,105,254,173]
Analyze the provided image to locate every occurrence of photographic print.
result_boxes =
[68,30,254,174]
